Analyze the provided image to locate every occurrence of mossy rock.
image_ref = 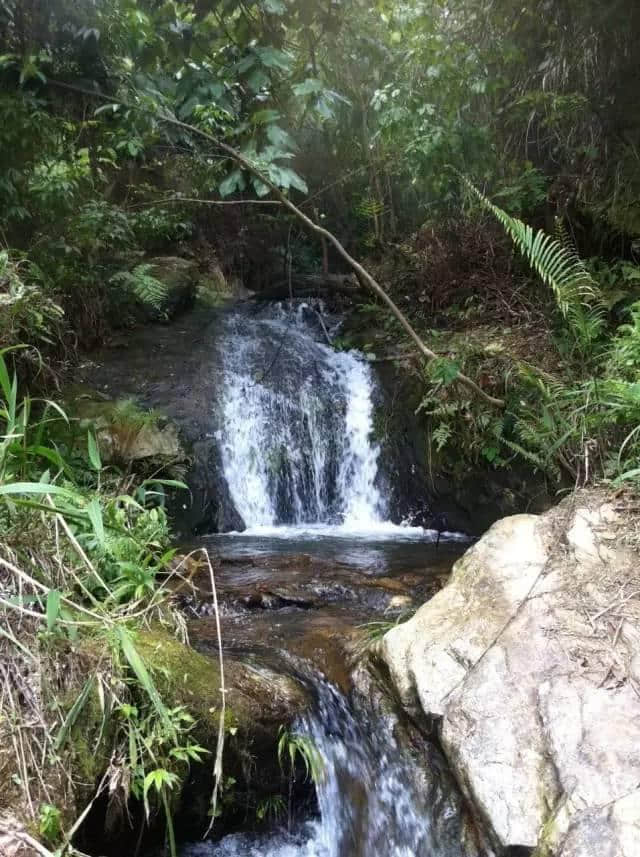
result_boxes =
[135,629,309,743]
[67,392,184,466]
[135,630,310,838]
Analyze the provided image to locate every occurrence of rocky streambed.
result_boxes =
[165,533,482,857]
[111,489,639,857]
[60,297,640,857]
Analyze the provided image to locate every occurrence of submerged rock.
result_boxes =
[380,491,640,856]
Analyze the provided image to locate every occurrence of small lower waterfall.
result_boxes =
[217,302,385,530]
[182,680,467,857]
[299,681,463,857]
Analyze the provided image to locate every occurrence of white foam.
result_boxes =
[217,522,467,542]
[217,304,387,529]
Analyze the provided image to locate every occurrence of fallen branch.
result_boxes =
[47,79,505,409]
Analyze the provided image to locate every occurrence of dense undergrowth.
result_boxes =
[0,347,216,855]
[344,197,640,492]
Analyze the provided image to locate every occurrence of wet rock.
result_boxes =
[178,550,440,620]
[74,309,244,535]
[387,594,413,611]
[135,629,309,743]
[372,360,552,535]
[380,491,640,856]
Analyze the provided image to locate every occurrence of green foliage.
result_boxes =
[129,207,193,250]
[38,803,62,846]
[610,301,640,376]
[492,165,549,217]
[0,252,63,350]
[110,263,169,312]
[457,172,604,351]
[256,794,287,823]
[277,727,324,784]
[0,349,204,854]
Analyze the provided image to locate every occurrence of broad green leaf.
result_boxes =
[276,167,308,194]
[292,78,324,97]
[263,0,286,13]
[255,46,291,72]
[219,169,245,197]
[251,108,281,126]
[265,124,297,150]
[247,68,270,93]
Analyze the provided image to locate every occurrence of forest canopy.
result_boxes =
[1,0,640,479]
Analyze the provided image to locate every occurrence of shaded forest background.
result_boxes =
[2,0,640,486]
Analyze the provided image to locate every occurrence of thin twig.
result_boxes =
[592,589,640,622]
[200,548,226,838]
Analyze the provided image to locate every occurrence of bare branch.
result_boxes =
[48,79,505,408]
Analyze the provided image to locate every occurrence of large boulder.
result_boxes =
[380,492,640,856]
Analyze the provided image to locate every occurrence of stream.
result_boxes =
[175,302,473,857]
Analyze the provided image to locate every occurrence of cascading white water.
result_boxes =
[181,680,467,857]
[299,681,451,857]
[217,302,385,531]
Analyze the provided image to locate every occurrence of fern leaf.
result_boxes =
[454,171,604,348]
[110,264,168,311]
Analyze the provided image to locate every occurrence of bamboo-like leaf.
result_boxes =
[116,626,173,733]
[0,354,12,403]
[54,677,95,751]
[87,430,102,471]
[0,481,79,499]
[46,590,61,632]
[86,498,105,546]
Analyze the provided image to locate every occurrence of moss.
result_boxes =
[135,629,237,743]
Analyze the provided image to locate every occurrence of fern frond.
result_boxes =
[111,264,168,311]
[454,171,605,349]
[501,436,561,479]
[355,197,384,220]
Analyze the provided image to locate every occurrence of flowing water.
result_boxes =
[300,680,464,857]
[217,301,388,531]
[180,302,471,857]
[181,678,466,857]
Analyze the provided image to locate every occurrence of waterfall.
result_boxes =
[299,681,462,857]
[181,680,467,857]
[217,302,385,531]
